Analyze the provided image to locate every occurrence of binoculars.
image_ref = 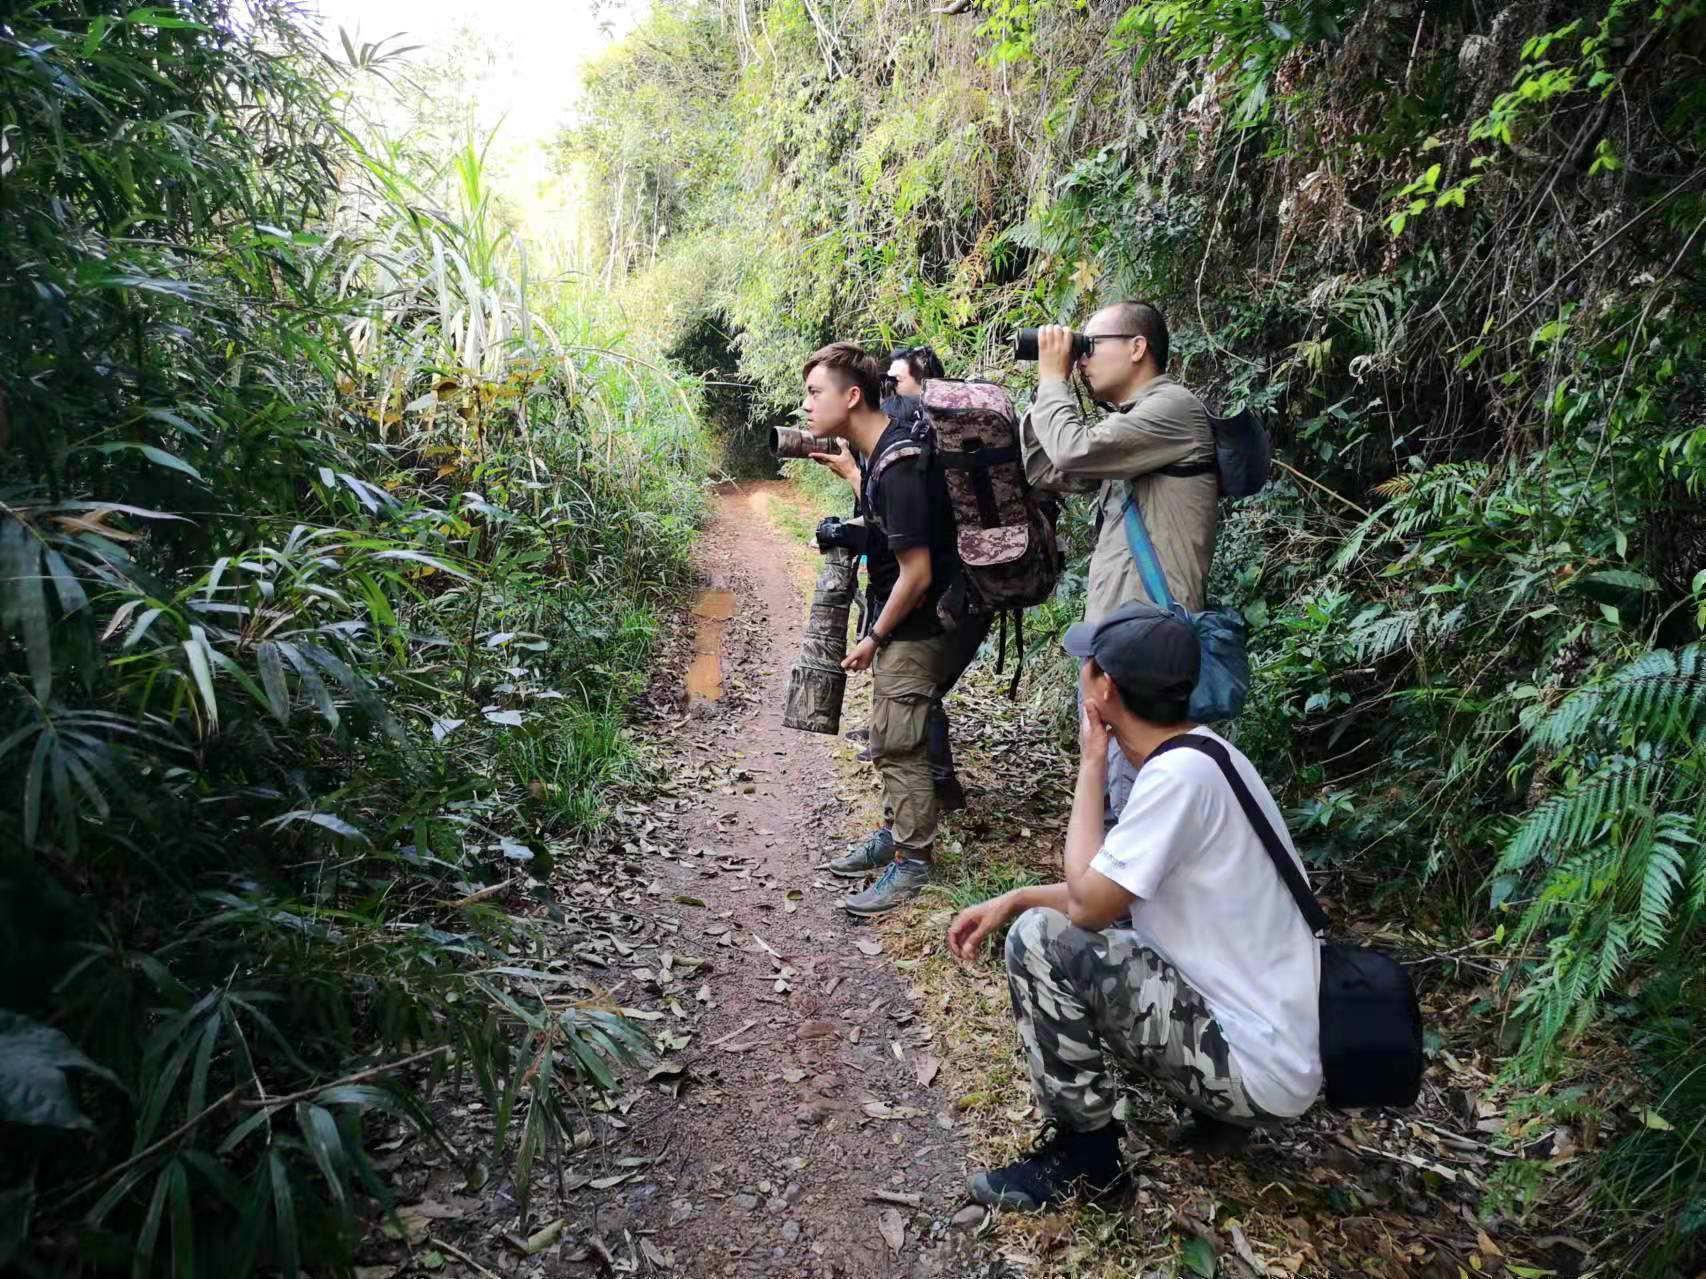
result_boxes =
[770,426,844,460]
[1013,328,1093,362]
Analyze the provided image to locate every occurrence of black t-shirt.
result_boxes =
[859,414,958,641]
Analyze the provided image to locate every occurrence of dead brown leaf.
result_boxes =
[524,1219,565,1254]
[877,1207,905,1255]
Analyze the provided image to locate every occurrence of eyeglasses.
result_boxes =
[1077,333,1144,361]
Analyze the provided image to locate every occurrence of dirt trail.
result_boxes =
[600,481,994,1277]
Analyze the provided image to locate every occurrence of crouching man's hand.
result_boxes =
[1079,698,1111,761]
[947,891,1017,962]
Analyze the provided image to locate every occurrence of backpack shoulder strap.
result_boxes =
[1152,400,1220,480]
[1155,458,1215,479]
[868,441,927,488]
[1148,735,1330,934]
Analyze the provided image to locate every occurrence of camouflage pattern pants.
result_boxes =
[1005,907,1273,1130]
[870,633,950,853]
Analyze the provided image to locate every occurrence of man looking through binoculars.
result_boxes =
[1019,303,1218,821]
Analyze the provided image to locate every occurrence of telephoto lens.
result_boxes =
[770,426,842,459]
[782,544,858,735]
[1013,328,1093,361]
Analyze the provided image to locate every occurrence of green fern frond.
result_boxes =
[1535,644,1705,750]
[1519,846,1615,932]
[1635,833,1688,950]
[1496,752,1656,876]
[1332,461,1496,569]
[1589,917,1634,1007]
[1690,822,1706,919]
[1347,607,1418,661]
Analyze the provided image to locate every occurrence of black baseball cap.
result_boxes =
[1062,601,1199,706]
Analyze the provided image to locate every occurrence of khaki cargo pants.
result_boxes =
[870,633,951,854]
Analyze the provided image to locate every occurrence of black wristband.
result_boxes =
[871,628,894,649]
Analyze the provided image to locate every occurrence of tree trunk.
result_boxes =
[604,160,628,286]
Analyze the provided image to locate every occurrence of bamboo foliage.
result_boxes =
[0,4,709,1273]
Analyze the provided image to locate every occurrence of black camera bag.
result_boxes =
[1148,735,1424,1110]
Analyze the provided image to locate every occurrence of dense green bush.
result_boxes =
[0,4,708,1273]
[572,0,1706,1266]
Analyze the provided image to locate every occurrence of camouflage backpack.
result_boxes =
[868,381,1062,693]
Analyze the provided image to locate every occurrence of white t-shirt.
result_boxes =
[1089,728,1322,1116]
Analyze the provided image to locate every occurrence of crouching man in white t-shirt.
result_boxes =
[946,601,1322,1211]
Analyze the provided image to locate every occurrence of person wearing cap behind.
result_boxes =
[945,602,1321,1211]
[1020,305,1216,825]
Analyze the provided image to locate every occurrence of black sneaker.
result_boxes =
[967,1124,1123,1211]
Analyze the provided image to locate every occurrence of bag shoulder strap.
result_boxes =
[1120,488,1177,611]
[1147,734,1331,934]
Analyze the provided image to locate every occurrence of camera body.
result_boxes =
[815,516,868,556]
[771,426,842,460]
[1013,328,1092,362]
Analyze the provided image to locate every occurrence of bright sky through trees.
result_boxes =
[311,0,633,146]
[309,0,636,265]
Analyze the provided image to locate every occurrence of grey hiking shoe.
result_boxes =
[825,828,894,878]
[841,856,930,916]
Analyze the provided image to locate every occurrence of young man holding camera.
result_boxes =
[803,343,958,915]
[946,603,1321,1210]
[1020,302,1217,818]
[872,343,989,814]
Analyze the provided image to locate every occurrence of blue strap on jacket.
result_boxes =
[1120,490,1250,722]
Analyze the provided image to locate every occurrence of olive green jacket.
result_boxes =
[1020,375,1216,622]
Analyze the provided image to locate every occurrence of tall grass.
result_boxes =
[0,5,709,1274]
